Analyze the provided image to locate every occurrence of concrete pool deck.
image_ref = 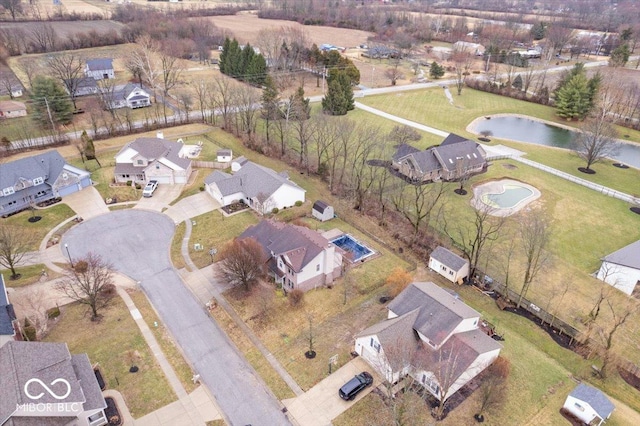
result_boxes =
[471,179,541,217]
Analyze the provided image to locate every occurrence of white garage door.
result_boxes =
[151,175,172,184]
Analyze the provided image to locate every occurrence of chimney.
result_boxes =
[156,131,164,139]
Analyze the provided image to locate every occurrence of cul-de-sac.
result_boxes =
[1,1,640,425]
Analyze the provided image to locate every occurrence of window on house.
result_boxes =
[574,403,585,412]
[441,265,446,271]
[3,187,15,196]
[156,164,160,169]
[316,264,320,272]
[449,270,454,275]
[33,177,44,185]
[137,160,143,165]
[369,338,381,353]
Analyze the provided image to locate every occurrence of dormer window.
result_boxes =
[137,159,144,165]
[3,187,15,196]
[33,177,44,185]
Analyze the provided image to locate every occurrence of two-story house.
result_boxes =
[84,58,114,80]
[355,282,501,402]
[239,220,343,292]
[102,84,151,110]
[0,151,92,217]
[0,341,108,426]
[114,135,193,185]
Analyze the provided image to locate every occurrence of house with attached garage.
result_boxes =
[102,84,151,110]
[563,383,614,426]
[354,282,501,402]
[392,134,487,183]
[114,135,193,185]
[204,161,305,214]
[0,341,108,426]
[84,58,114,80]
[64,77,99,97]
[0,151,92,217]
[429,246,470,284]
[1,275,20,348]
[239,219,343,292]
[596,240,640,296]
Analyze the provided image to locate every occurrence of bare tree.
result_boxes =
[0,70,18,99]
[443,203,506,284]
[21,289,51,340]
[0,0,23,21]
[17,59,39,90]
[217,238,266,291]
[211,75,237,130]
[573,114,619,172]
[388,125,422,146]
[55,253,115,321]
[385,58,404,86]
[450,49,473,95]
[475,356,510,421]
[193,80,213,124]
[46,53,85,109]
[598,299,638,377]
[516,212,551,309]
[29,23,57,53]
[236,84,261,142]
[390,181,447,244]
[128,35,162,101]
[0,226,36,280]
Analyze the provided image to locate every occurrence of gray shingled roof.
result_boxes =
[0,342,104,425]
[0,101,26,112]
[207,161,303,199]
[0,151,66,191]
[392,144,420,162]
[240,220,328,272]
[433,140,485,172]
[440,133,468,146]
[217,149,232,156]
[204,170,231,185]
[387,282,479,347]
[71,354,107,412]
[602,240,640,270]
[1,276,16,337]
[313,200,329,213]
[430,246,468,272]
[569,383,615,419]
[86,58,113,71]
[118,137,191,171]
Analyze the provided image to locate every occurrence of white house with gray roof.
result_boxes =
[0,341,108,426]
[355,282,501,401]
[239,219,342,292]
[102,83,151,110]
[392,134,487,182]
[0,151,91,217]
[204,161,305,214]
[596,240,640,296]
[114,135,192,185]
[563,383,614,426]
[84,58,114,80]
[429,246,470,284]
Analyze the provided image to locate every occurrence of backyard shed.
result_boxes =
[428,246,469,284]
[312,200,334,222]
[563,383,614,426]
[217,149,232,163]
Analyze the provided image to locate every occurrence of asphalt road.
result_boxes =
[63,210,290,426]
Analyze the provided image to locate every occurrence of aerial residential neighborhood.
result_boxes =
[1,1,640,426]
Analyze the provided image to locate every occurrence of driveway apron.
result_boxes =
[62,210,289,426]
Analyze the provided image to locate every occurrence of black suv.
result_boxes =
[338,371,373,401]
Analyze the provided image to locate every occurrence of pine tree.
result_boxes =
[261,76,279,143]
[609,44,630,67]
[512,74,523,91]
[322,70,354,115]
[556,74,591,120]
[247,54,267,86]
[219,37,231,74]
[430,61,445,79]
[31,76,73,128]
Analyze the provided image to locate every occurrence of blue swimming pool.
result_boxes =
[331,234,374,262]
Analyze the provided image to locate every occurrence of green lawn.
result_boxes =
[44,295,176,418]
[2,203,76,251]
[0,264,60,288]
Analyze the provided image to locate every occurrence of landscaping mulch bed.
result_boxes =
[618,367,640,392]
[104,397,122,426]
[578,167,596,174]
[559,407,584,426]
[613,163,630,169]
[501,304,576,350]
[630,207,640,215]
[221,201,249,214]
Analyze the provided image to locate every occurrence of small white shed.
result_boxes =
[596,240,640,296]
[428,246,469,284]
[312,200,334,222]
[563,383,614,426]
[217,149,232,163]
[231,156,249,172]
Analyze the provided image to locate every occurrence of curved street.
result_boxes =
[62,210,290,426]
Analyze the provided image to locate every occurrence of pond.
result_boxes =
[473,116,640,169]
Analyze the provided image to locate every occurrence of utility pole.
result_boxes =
[44,97,56,131]
[322,66,326,94]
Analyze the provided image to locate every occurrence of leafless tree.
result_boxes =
[311,114,340,177]
[346,124,381,211]
[385,59,404,86]
[450,49,473,96]
[17,59,39,89]
[390,181,447,244]
[235,84,261,142]
[546,22,574,56]
[475,356,510,421]
[193,80,213,124]
[597,299,638,377]
[388,125,421,146]
[0,226,36,280]
[29,23,57,53]
[217,238,267,291]
[21,289,51,340]
[46,53,85,109]
[0,0,23,21]
[443,203,506,284]
[158,39,184,97]
[516,212,551,309]
[211,75,237,130]
[55,253,116,321]
[128,35,162,101]
[328,119,356,193]
[573,113,619,172]
[0,70,18,99]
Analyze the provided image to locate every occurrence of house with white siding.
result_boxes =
[355,282,501,402]
[563,383,614,426]
[204,161,305,214]
[596,240,640,296]
[429,246,470,284]
[84,58,115,80]
[239,220,343,292]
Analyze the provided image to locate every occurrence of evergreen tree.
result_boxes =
[609,44,630,67]
[556,74,591,120]
[219,37,231,74]
[291,86,310,121]
[429,61,445,79]
[322,70,354,116]
[512,74,523,91]
[530,22,547,40]
[261,75,280,143]
[247,54,267,86]
[31,76,73,128]
[239,43,255,80]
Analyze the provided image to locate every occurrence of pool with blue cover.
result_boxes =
[331,234,374,262]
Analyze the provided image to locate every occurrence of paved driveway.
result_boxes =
[62,210,289,426]
[282,357,379,426]
[62,186,109,219]
[164,192,221,224]
[134,184,184,212]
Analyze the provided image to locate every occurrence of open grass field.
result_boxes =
[44,292,176,418]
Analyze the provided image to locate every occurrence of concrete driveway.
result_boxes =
[134,184,184,212]
[164,192,220,224]
[282,357,380,426]
[62,186,109,219]
[62,210,290,426]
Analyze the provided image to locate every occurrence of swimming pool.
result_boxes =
[472,179,541,217]
[331,234,374,262]
[483,185,534,209]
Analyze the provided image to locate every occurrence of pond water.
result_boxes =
[484,185,534,209]
[474,116,640,169]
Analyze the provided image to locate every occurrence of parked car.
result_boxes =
[338,371,373,401]
[142,180,158,197]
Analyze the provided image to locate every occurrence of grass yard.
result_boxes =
[44,294,176,418]
[2,203,76,251]
[0,264,60,288]
[128,290,198,394]
[171,222,187,270]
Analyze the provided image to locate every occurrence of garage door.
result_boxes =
[57,184,79,197]
[79,176,92,189]
[151,175,172,184]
